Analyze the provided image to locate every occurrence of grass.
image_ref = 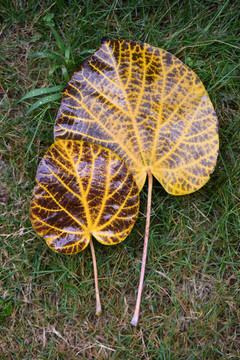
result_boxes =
[0,0,239,358]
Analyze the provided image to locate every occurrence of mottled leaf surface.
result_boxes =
[54,38,219,195]
[30,140,139,254]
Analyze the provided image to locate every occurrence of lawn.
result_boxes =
[0,0,239,359]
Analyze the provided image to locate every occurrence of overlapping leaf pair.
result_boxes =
[30,38,219,325]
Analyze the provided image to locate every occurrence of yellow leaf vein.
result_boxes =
[38,177,88,231]
[105,42,147,167]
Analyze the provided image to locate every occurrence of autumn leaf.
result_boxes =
[30,139,139,314]
[53,38,219,325]
[54,37,219,196]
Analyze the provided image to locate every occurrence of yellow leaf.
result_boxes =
[30,139,139,255]
[54,38,219,195]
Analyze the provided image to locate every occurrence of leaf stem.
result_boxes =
[131,169,153,326]
[89,237,102,316]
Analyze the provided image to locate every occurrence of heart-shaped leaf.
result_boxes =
[30,139,139,315]
[30,139,139,254]
[54,37,219,195]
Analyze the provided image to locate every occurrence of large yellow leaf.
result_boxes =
[30,139,139,255]
[54,38,219,195]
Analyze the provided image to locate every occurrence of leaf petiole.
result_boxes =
[131,169,153,326]
[89,237,102,316]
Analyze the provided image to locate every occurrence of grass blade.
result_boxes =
[26,93,62,115]
[19,86,64,102]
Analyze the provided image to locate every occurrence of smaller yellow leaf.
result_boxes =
[30,139,139,254]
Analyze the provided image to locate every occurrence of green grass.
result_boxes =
[0,0,239,358]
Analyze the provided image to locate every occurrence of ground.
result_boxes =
[0,1,239,359]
